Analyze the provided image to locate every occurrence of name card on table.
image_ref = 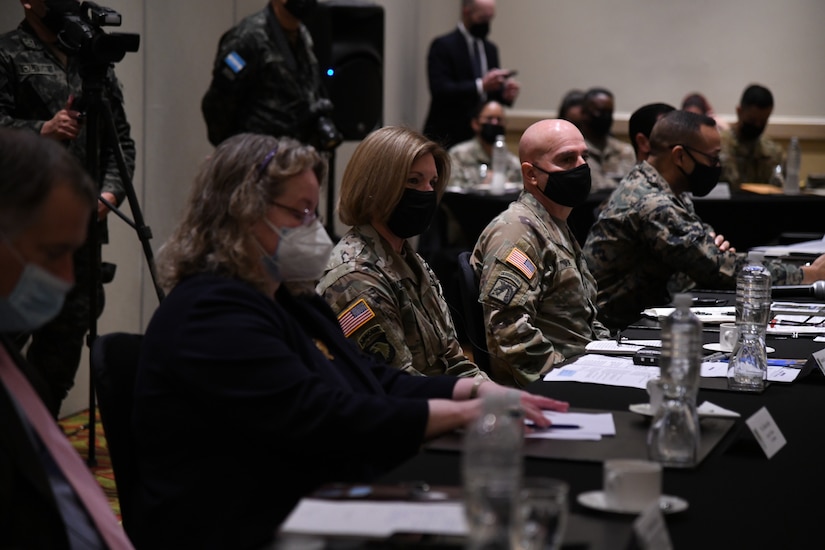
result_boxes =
[633,502,673,550]
[813,348,825,376]
[745,407,787,459]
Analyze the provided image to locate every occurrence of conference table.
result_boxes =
[375,291,825,550]
[439,187,825,250]
[276,289,825,549]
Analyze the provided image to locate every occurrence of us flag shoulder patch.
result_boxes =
[505,247,536,279]
[338,299,375,337]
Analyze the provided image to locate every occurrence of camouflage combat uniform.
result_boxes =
[448,137,521,189]
[201,4,324,146]
[585,136,636,193]
[720,127,785,191]
[0,21,135,417]
[471,192,610,388]
[317,224,484,379]
[583,161,804,331]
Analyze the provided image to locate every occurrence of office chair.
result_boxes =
[456,251,491,374]
[90,332,143,537]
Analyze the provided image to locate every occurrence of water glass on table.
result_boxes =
[510,477,569,550]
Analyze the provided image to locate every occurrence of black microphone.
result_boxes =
[771,280,825,300]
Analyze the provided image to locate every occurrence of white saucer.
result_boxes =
[577,490,688,515]
[703,343,775,354]
[628,403,740,419]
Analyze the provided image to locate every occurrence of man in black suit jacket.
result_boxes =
[423,0,520,149]
[0,128,132,549]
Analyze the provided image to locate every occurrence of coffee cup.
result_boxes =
[719,322,739,352]
[603,459,661,512]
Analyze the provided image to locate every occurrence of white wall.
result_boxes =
[2,0,823,416]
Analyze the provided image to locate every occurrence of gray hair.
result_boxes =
[0,128,96,237]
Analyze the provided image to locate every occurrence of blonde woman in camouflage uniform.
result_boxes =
[318,126,487,379]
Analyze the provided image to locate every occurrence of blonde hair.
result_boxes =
[338,126,450,226]
[157,133,326,292]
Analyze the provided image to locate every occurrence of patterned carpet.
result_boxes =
[58,408,121,521]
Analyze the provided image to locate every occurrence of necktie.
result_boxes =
[472,39,483,79]
[0,346,134,550]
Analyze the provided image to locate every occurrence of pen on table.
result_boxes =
[528,423,581,430]
[703,351,729,362]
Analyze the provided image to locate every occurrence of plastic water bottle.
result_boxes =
[462,391,523,549]
[784,136,801,195]
[728,251,772,391]
[647,293,701,468]
[490,134,507,195]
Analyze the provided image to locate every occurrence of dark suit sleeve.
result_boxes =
[427,34,479,103]
[138,279,435,464]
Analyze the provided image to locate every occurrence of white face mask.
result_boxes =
[259,218,334,282]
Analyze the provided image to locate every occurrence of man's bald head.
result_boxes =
[518,119,590,218]
[518,119,584,163]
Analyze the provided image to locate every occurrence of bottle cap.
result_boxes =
[746,250,765,263]
[672,293,692,309]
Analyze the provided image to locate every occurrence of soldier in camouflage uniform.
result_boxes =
[719,84,784,192]
[447,99,521,189]
[202,0,328,147]
[0,0,135,417]
[584,110,825,331]
[471,119,610,388]
[318,126,484,379]
[580,88,636,193]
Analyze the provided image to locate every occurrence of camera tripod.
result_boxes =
[78,59,163,466]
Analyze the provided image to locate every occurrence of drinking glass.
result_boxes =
[510,477,569,550]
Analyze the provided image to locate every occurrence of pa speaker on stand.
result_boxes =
[306,0,385,235]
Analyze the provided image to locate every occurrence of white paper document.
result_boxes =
[701,361,801,382]
[642,306,735,324]
[526,410,616,441]
[281,499,468,538]
[543,355,659,389]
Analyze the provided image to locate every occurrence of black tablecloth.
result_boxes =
[380,299,825,550]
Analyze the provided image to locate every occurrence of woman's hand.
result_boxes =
[476,382,569,429]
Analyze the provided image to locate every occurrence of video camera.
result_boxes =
[48,1,140,66]
[296,98,343,152]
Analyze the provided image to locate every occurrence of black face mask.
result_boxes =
[588,112,613,136]
[42,1,80,34]
[738,122,765,141]
[386,189,438,239]
[479,123,505,145]
[533,163,592,207]
[284,0,318,20]
[468,21,490,40]
[678,149,721,197]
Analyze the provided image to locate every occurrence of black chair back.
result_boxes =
[457,251,491,374]
[90,332,142,537]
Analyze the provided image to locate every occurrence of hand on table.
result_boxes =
[477,381,569,429]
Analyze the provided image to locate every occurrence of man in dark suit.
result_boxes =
[423,0,520,149]
[0,128,133,549]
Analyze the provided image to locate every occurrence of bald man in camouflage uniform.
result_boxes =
[0,0,135,416]
[318,224,485,379]
[472,119,609,388]
[584,110,825,331]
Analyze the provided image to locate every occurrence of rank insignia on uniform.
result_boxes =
[223,51,246,74]
[490,277,519,305]
[313,339,334,361]
[506,247,536,279]
[338,299,375,337]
